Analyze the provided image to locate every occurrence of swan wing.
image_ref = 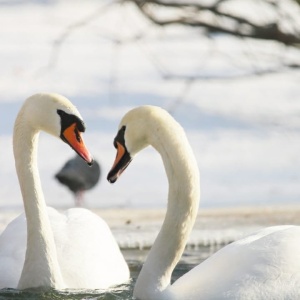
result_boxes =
[0,213,27,288]
[170,225,300,299]
[49,207,129,289]
[0,208,129,289]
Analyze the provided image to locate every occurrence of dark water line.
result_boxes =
[0,248,209,300]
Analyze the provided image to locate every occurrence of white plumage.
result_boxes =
[0,207,129,289]
[108,105,300,300]
[0,93,129,290]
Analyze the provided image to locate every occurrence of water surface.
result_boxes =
[0,248,208,300]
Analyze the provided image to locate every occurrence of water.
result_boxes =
[0,248,209,300]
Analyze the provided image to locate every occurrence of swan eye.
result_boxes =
[113,140,118,149]
[114,126,126,147]
[57,109,86,133]
[74,128,81,143]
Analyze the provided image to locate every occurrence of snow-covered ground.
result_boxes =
[0,0,300,214]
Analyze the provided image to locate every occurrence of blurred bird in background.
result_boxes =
[55,155,101,206]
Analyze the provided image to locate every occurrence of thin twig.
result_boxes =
[35,0,120,76]
[130,0,300,45]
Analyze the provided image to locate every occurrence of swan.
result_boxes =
[107,105,300,300]
[0,93,129,290]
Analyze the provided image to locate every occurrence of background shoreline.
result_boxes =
[1,204,299,251]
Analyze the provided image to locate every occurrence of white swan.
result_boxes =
[0,93,129,290]
[107,105,300,300]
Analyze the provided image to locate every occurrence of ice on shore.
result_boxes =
[2,206,298,252]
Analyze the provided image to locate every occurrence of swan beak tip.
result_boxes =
[75,146,93,165]
[107,173,118,184]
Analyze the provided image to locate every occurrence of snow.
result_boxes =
[0,0,299,214]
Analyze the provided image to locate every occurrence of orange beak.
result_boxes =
[111,142,126,171]
[62,123,93,165]
[107,142,132,183]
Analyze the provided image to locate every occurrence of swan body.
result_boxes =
[0,207,129,289]
[107,105,300,300]
[0,93,129,290]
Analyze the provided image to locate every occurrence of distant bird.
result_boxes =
[55,155,101,206]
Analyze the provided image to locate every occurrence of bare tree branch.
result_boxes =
[128,0,300,46]
[36,0,300,89]
[35,0,119,76]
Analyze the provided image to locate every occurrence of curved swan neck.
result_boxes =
[13,106,65,289]
[134,114,200,299]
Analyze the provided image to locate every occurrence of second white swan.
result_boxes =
[107,105,300,300]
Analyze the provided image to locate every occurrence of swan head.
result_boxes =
[16,93,93,165]
[107,105,165,183]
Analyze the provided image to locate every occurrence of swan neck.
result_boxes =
[13,114,65,289]
[14,125,43,214]
[134,121,200,299]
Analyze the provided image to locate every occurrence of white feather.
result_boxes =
[0,93,129,290]
[115,105,300,300]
